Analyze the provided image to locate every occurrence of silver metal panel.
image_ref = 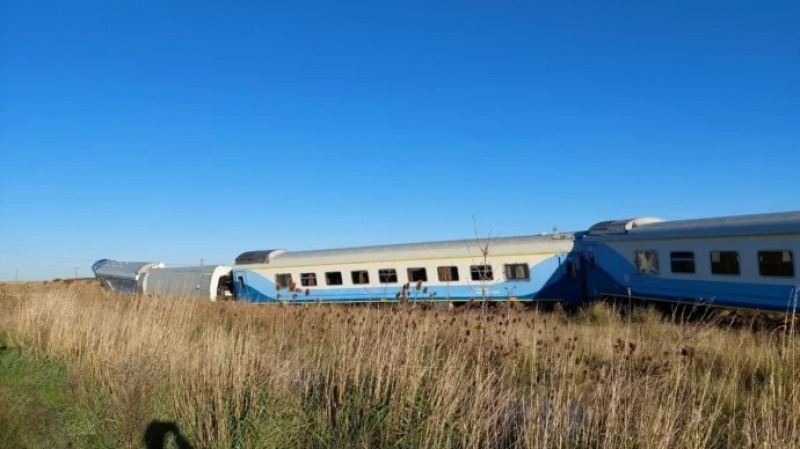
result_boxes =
[238,234,576,269]
[142,265,232,300]
[91,259,164,281]
[588,217,664,235]
[595,211,800,240]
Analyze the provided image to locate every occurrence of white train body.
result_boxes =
[578,212,800,310]
[142,265,233,301]
[232,234,576,303]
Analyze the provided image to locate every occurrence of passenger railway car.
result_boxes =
[231,233,578,304]
[576,212,800,311]
[141,265,234,301]
[91,210,800,312]
[92,260,233,300]
[92,259,165,293]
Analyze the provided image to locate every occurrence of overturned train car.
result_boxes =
[92,260,233,301]
[91,259,165,293]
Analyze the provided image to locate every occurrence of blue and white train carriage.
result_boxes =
[91,210,800,311]
[231,233,579,304]
[577,212,800,311]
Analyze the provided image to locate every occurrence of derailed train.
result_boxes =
[93,211,800,311]
[91,260,234,301]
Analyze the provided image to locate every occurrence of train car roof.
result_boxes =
[91,259,165,280]
[586,211,800,240]
[147,265,232,275]
[235,233,575,268]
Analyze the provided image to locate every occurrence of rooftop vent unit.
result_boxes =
[234,249,287,265]
[588,217,663,235]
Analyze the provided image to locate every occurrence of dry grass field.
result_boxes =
[0,281,798,449]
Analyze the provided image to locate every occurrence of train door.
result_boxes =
[232,271,248,300]
[581,244,598,300]
[559,254,585,305]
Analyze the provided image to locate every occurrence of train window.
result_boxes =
[237,276,245,289]
[670,251,695,274]
[379,269,398,283]
[635,250,659,274]
[301,273,317,287]
[504,263,530,281]
[351,270,370,285]
[758,250,794,277]
[407,267,427,282]
[710,251,740,275]
[325,271,343,286]
[470,265,494,281]
[437,266,459,282]
[275,273,293,289]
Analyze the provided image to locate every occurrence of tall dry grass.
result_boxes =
[0,281,798,449]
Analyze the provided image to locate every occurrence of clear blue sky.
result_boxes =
[1,0,798,280]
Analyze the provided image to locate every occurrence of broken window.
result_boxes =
[437,266,459,282]
[407,267,427,282]
[351,270,370,285]
[504,263,530,281]
[301,273,317,287]
[635,250,659,274]
[470,265,493,281]
[379,269,398,283]
[275,273,293,289]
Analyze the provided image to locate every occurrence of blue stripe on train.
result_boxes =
[233,254,582,304]
[585,244,799,311]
